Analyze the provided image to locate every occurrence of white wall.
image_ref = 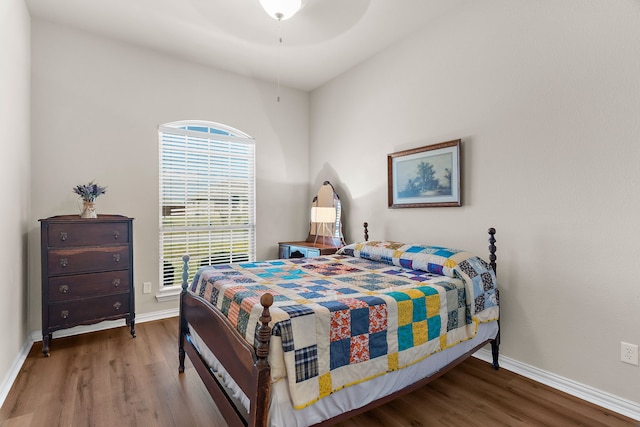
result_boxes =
[0,0,30,397]
[310,0,640,405]
[29,20,310,333]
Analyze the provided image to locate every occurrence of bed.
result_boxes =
[178,225,500,427]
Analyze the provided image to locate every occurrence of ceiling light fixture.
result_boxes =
[259,0,302,21]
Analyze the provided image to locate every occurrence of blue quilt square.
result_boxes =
[447,310,458,331]
[427,263,444,275]
[381,255,393,264]
[294,345,318,382]
[397,324,414,351]
[279,282,300,289]
[232,290,255,305]
[318,300,349,312]
[221,298,233,316]
[311,279,332,285]
[399,258,413,269]
[351,308,369,336]
[335,287,359,295]
[273,294,291,303]
[298,291,324,300]
[427,316,441,341]
[360,296,385,306]
[387,291,410,302]
[433,249,456,257]
[369,331,387,359]
[361,284,385,291]
[272,320,294,352]
[415,285,438,297]
[279,304,314,318]
[307,285,329,292]
[237,310,250,336]
[412,297,427,322]
[330,339,351,369]
[404,246,424,253]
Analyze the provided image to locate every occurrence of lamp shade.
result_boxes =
[259,0,302,21]
[311,207,336,224]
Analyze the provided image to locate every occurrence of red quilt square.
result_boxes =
[350,334,370,364]
[330,309,351,341]
[369,304,388,333]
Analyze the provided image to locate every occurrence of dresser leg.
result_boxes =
[42,334,50,357]
[130,320,136,338]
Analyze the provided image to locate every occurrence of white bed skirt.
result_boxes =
[189,320,498,427]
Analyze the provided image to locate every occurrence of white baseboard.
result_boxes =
[474,348,640,422]
[1,308,179,409]
[0,337,33,408]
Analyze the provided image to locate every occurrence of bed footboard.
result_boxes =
[179,255,273,427]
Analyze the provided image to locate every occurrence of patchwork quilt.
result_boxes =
[189,241,499,409]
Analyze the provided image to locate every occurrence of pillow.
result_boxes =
[337,240,468,278]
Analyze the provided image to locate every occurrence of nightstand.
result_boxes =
[278,241,340,259]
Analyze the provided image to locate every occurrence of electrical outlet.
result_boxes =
[143,282,152,294]
[621,342,639,366]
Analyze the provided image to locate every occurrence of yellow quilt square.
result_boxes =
[426,294,440,316]
[413,321,428,346]
[397,300,413,326]
[388,352,399,371]
[319,372,332,398]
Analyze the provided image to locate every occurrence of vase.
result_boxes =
[80,200,97,218]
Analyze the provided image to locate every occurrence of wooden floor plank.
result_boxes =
[0,318,637,427]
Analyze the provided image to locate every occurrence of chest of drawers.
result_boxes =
[40,215,135,356]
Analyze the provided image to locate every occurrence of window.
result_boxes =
[159,121,255,290]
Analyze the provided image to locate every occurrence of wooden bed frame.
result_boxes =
[178,225,499,427]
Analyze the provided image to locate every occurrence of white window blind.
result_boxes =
[159,121,256,287]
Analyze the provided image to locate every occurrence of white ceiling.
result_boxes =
[25,0,463,91]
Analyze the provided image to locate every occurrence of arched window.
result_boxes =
[159,121,255,289]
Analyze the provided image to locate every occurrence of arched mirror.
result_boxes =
[307,181,345,247]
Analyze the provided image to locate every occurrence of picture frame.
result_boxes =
[387,139,461,208]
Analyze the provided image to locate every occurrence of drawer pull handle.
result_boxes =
[60,232,67,241]
[113,302,122,311]
[113,254,121,263]
[61,310,69,319]
[113,279,120,288]
[60,258,68,268]
[59,285,69,294]
[113,231,120,240]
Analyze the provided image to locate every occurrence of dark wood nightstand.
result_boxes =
[278,241,340,259]
[39,215,135,356]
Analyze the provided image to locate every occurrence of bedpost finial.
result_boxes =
[363,222,369,242]
[181,255,190,292]
[260,293,273,308]
[487,228,497,274]
[256,293,273,363]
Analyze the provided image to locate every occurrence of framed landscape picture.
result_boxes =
[387,139,461,208]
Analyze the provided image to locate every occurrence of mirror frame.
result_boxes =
[306,181,345,247]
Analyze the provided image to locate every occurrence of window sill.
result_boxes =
[155,285,181,302]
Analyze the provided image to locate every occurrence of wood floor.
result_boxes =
[0,318,637,427]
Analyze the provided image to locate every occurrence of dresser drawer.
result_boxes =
[48,294,130,329]
[47,221,130,248]
[288,245,321,258]
[48,271,130,302]
[47,246,130,276]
